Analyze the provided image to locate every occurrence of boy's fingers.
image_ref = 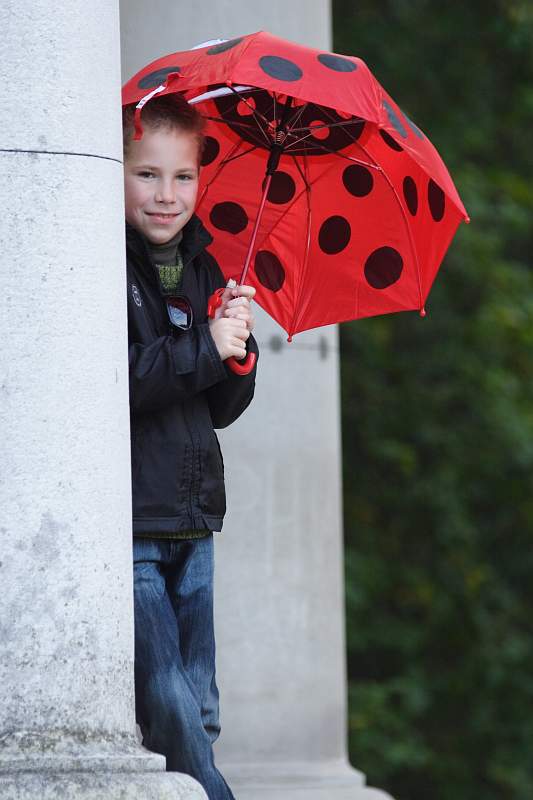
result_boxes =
[228,317,248,329]
[231,284,255,299]
[227,297,251,308]
[224,307,252,320]
[233,326,250,340]
[220,319,249,337]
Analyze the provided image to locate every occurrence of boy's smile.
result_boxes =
[124,126,200,245]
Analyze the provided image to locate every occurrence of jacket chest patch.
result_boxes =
[131,284,142,307]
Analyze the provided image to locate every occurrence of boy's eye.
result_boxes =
[138,170,154,178]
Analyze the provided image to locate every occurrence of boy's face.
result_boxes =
[124,125,200,245]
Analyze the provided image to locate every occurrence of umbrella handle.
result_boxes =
[207,289,256,376]
[226,352,257,375]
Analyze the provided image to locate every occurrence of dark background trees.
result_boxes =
[333,3,533,799]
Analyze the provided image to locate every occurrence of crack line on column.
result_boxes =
[0,148,123,164]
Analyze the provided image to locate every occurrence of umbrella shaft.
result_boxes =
[240,98,293,284]
[240,173,272,285]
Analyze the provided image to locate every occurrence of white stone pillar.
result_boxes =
[216,317,392,800]
[120,2,394,798]
[0,2,204,797]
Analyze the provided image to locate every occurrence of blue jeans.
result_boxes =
[133,536,235,800]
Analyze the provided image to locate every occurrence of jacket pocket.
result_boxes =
[131,413,190,519]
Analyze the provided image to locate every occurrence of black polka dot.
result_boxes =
[138,66,181,89]
[259,55,303,82]
[428,180,445,221]
[317,53,357,72]
[267,171,296,204]
[210,202,248,234]
[342,164,374,197]
[201,137,220,167]
[364,247,403,289]
[403,176,418,216]
[319,216,351,254]
[383,100,407,138]
[207,38,244,55]
[255,250,285,292]
[379,129,403,152]
[347,119,366,141]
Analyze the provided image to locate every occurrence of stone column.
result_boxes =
[120,2,393,798]
[0,2,204,797]
[216,316,392,800]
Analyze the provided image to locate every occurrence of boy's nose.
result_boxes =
[155,180,176,204]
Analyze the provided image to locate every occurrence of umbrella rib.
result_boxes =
[225,85,272,127]
[203,115,268,135]
[284,135,380,171]
[204,117,270,149]
[317,106,376,154]
[220,144,259,165]
[196,139,243,210]
[241,152,314,337]
[283,122,372,155]
[319,104,363,136]
[250,149,358,254]
[287,130,423,311]
[291,154,311,192]
[286,102,310,133]
[288,119,364,134]
[248,165,309,253]
[350,136,425,311]
[289,153,313,338]
[225,85,273,146]
[376,165,425,312]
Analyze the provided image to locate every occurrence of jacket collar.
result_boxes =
[126,214,213,274]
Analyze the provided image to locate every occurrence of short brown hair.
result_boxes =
[122,94,205,161]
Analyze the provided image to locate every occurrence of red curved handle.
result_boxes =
[227,352,257,375]
[207,288,225,318]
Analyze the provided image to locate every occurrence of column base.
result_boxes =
[0,733,207,799]
[220,760,395,800]
[0,772,206,799]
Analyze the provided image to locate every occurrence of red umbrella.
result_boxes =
[123,31,468,347]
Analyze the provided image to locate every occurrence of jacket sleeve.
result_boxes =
[129,323,228,415]
[206,333,259,428]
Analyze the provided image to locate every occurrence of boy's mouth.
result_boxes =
[147,212,179,223]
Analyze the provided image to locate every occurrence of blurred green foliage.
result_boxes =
[333,2,533,799]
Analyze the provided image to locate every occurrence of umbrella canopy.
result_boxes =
[122,31,469,339]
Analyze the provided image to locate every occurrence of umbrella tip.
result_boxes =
[287,335,293,343]
[465,215,471,224]
[420,307,427,318]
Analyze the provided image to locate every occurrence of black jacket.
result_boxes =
[126,215,258,536]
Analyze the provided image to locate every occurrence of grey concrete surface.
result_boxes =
[215,313,346,763]
[1,1,123,157]
[223,759,395,800]
[0,773,204,800]
[120,0,331,78]
[120,3,394,798]
[0,1,205,797]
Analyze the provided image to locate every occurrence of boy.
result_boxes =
[123,94,258,800]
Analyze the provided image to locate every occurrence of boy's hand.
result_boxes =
[214,284,256,332]
[209,316,250,361]
[223,287,256,333]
